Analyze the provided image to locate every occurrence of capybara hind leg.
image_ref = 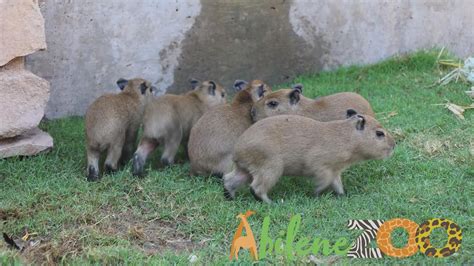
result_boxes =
[189,166,199,176]
[120,128,138,166]
[161,133,182,166]
[132,137,158,177]
[183,141,190,160]
[216,154,233,177]
[223,168,251,200]
[313,169,336,196]
[249,181,273,204]
[249,164,282,204]
[331,175,345,196]
[86,147,100,181]
[104,138,125,175]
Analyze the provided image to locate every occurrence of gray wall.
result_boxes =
[28,0,474,118]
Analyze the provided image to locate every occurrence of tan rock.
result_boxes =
[0,57,25,71]
[0,0,47,66]
[0,68,50,138]
[0,128,53,158]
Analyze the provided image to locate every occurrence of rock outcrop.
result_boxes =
[0,68,50,138]
[0,0,53,158]
[0,0,47,66]
[0,128,53,159]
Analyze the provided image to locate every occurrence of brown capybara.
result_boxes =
[132,79,227,177]
[250,84,375,122]
[85,78,157,181]
[224,111,395,203]
[188,79,271,177]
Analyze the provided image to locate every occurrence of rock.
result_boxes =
[0,0,47,66]
[0,128,53,159]
[0,68,50,138]
[1,57,25,71]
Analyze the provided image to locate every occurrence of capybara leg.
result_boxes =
[249,163,282,204]
[104,138,125,175]
[161,133,182,166]
[183,141,190,160]
[250,174,275,203]
[313,170,336,196]
[189,167,199,176]
[249,174,276,204]
[120,128,138,166]
[86,147,100,182]
[331,175,345,196]
[223,167,251,200]
[249,182,273,204]
[132,137,158,177]
[189,165,207,177]
[216,154,233,177]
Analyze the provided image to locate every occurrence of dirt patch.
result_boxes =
[97,210,201,256]
[409,134,455,156]
[23,234,79,265]
[0,208,24,221]
[407,132,472,165]
[2,209,203,264]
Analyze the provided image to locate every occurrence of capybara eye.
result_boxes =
[267,101,279,108]
[376,130,385,137]
[221,92,225,98]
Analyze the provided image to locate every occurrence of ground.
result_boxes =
[0,51,472,264]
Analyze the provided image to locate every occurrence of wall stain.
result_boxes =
[169,0,328,93]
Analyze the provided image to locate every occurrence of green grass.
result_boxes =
[1,51,473,265]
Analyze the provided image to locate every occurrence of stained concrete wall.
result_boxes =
[27,0,474,118]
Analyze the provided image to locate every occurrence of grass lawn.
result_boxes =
[1,51,473,264]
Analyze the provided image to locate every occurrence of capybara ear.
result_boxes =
[117,78,128,90]
[208,81,217,96]
[233,80,248,91]
[291,83,303,93]
[289,88,301,105]
[189,78,200,89]
[353,114,366,130]
[139,82,147,95]
[257,84,266,98]
[346,109,358,118]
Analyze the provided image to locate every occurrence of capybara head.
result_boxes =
[250,84,303,122]
[117,78,157,101]
[189,78,227,107]
[346,111,396,160]
[234,79,272,102]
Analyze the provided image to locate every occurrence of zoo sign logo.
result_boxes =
[347,218,462,258]
[229,211,463,261]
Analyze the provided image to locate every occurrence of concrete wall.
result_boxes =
[27,0,474,118]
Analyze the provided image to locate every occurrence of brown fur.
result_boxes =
[132,80,226,176]
[251,87,375,122]
[188,80,271,177]
[85,78,156,181]
[223,114,395,203]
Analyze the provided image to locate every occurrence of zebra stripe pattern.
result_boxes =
[347,219,385,258]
